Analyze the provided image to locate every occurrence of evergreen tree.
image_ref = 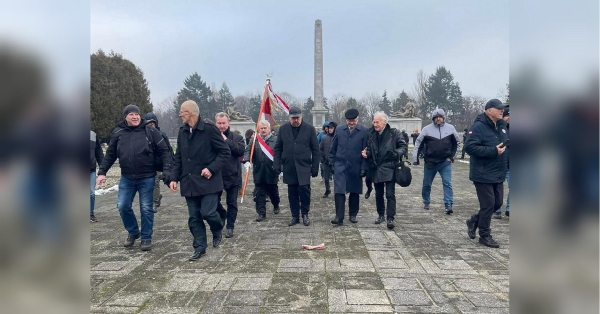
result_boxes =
[392,90,410,112]
[174,72,212,119]
[91,50,152,140]
[249,94,262,122]
[217,82,235,113]
[303,97,314,124]
[379,90,392,115]
[423,66,463,118]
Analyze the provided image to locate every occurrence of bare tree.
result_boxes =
[360,92,380,123]
[455,94,487,131]
[410,69,427,118]
[328,93,349,124]
[234,94,251,115]
[154,94,180,137]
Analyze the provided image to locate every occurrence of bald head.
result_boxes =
[180,100,200,127]
[181,100,200,116]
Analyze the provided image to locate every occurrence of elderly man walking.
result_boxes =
[168,100,230,261]
[412,108,460,214]
[329,109,368,226]
[362,112,407,229]
[273,106,319,227]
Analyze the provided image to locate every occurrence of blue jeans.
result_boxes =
[496,170,510,214]
[91,171,96,215]
[422,161,453,206]
[117,176,155,240]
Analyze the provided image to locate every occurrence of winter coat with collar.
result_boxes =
[220,127,246,189]
[244,133,279,185]
[98,119,172,179]
[329,123,368,194]
[465,113,509,184]
[90,131,104,172]
[171,119,231,197]
[365,124,408,184]
[273,121,319,186]
[412,108,460,165]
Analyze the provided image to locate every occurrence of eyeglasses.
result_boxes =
[179,110,189,115]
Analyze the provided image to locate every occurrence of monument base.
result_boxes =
[312,109,328,130]
[229,121,256,136]
[388,117,423,134]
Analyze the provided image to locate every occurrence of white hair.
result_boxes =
[258,120,271,128]
[215,112,229,121]
[373,111,388,122]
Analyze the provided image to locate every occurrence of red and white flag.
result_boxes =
[267,81,289,114]
[256,134,274,161]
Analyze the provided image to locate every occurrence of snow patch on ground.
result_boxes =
[458,160,470,164]
[95,185,118,195]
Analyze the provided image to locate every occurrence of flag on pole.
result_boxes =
[256,134,274,160]
[267,81,290,114]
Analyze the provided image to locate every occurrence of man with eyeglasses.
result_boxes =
[273,106,319,227]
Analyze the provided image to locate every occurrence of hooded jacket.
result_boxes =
[144,112,173,172]
[98,119,172,179]
[412,109,460,164]
[465,113,508,183]
[319,122,337,164]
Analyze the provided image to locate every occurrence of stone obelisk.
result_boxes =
[312,19,328,128]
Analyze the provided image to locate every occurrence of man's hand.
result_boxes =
[201,168,212,179]
[273,167,281,175]
[96,174,107,186]
[169,181,178,192]
[244,162,251,172]
[361,147,368,159]
[446,157,453,163]
[311,170,318,178]
[360,169,366,177]
[496,143,506,155]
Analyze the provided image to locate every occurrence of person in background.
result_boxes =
[493,106,510,219]
[461,128,469,159]
[319,121,337,198]
[144,112,174,213]
[90,130,104,222]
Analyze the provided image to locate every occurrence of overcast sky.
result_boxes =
[91,0,509,105]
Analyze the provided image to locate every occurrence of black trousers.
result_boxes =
[365,171,373,192]
[322,163,332,193]
[216,186,239,229]
[461,145,466,158]
[471,182,503,237]
[334,193,359,221]
[255,183,280,215]
[374,181,396,220]
[185,194,223,253]
[288,184,311,218]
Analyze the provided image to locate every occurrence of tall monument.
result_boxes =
[312,19,328,128]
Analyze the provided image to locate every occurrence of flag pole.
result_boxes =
[241,78,270,203]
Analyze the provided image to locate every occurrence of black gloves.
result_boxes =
[274,167,281,175]
[311,170,318,178]
[360,169,366,177]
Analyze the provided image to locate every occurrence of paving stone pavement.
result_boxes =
[91,161,509,313]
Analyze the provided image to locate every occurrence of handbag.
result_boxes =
[395,160,412,187]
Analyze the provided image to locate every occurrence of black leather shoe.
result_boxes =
[445,205,453,215]
[189,250,206,261]
[273,206,280,214]
[423,203,430,210]
[479,236,500,248]
[374,216,385,224]
[225,228,234,238]
[386,219,395,229]
[140,239,152,251]
[505,211,510,217]
[492,212,502,219]
[302,214,310,226]
[349,216,358,223]
[289,217,300,226]
[123,233,140,247]
[330,218,343,226]
[213,234,222,248]
[256,214,266,222]
[365,188,372,199]
[466,219,477,239]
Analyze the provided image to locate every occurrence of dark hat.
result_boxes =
[328,121,337,128]
[289,106,302,117]
[503,107,510,117]
[345,108,359,119]
[485,99,505,110]
[123,104,140,117]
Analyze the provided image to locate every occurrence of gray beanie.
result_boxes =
[123,104,140,117]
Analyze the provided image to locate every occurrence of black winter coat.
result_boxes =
[221,128,246,189]
[465,113,509,184]
[273,121,319,186]
[319,133,334,164]
[365,125,408,184]
[98,119,172,179]
[90,130,104,172]
[245,134,279,184]
[171,119,231,197]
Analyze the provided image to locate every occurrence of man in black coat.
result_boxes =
[362,112,407,229]
[214,112,246,238]
[273,106,319,227]
[319,121,337,198]
[460,128,468,159]
[144,112,174,213]
[465,99,508,248]
[97,105,172,251]
[244,120,281,221]
[168,100,231,260]
[400,129,410,160]
[329,109,368,226]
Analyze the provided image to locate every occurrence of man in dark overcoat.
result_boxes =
[329,109,369,226]
[273,106,319,227]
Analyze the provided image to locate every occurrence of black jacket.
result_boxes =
[465,113,509,184]
[144,113,173,172]
[171,119,231,197]
[221,128,246,189]
[319,132,334,164]
[245,133,279,185]
[90,131,104,172]
[273,121,319,186]
[365,125,408,183]
[98,119,172,179]
[401,131,409,144]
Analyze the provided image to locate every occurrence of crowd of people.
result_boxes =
[91,98,510,259]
